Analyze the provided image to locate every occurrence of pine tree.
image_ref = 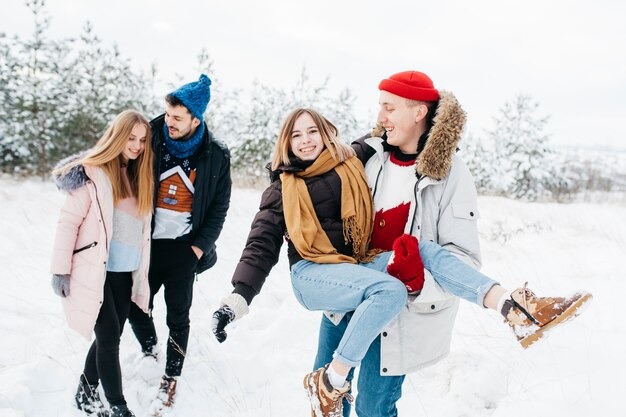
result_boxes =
[57,21,154,162]
[0,31,16,171]
[461,132,498,193]
[230,80,289,180]
[323,87,361,144]
[2,0,72,177]
[486,94,553,200]
[193,48,244,147]
[0,0,159,176]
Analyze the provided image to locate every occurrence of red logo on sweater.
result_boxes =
[369,202,410,251]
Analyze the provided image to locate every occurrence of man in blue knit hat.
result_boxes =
[128,74,231,414]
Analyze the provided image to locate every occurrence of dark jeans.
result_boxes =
[83,271,132,407]
[128,239,198,377]
[314,313,405,417]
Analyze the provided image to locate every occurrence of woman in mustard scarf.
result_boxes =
[207,108,443,415]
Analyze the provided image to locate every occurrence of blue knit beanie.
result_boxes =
[169,74,212,120]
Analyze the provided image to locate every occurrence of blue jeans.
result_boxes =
[315,313,405,416]
[313,240,499,416]
[291,252,407,367]
[418,241,498,306]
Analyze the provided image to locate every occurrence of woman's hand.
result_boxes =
[191,245,203,259]
[51,274,70,297]
[211,306,235,343]
[210,293,250,343]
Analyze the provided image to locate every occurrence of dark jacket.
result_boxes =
[151,114,232,274]
[351,133,379,164]
[231,160,352,298]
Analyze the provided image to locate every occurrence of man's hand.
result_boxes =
[51,274,70,297]
[387,234,425,294]
[211,306,235,343]
[191,245,203,259]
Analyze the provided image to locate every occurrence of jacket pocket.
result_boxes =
[406,270,457,314]
[73,241,98,254]
[407,295,457,313]
[452,203,480,220]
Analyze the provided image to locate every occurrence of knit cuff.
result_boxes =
[220,293,249,321]
[233,283,256,305]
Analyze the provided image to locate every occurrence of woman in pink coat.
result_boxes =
[50,110,154,417]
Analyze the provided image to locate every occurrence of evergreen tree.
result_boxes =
[2,0,72,177]
[461,132,497,193]
[57,22,154,163]
[0,32,16,171]
[0,0,157,176]
[321,87,361,144]
[193,48,244,147]
[486,94,554,200]
[230,79,289,179]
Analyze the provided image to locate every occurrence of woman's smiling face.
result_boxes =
[290,112,324,161]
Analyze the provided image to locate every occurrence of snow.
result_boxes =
[0,177,624,417]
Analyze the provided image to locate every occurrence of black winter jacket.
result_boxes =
[231,159,353,298]
[151,114,232,274]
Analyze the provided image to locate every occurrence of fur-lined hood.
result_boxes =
[372,91,466,180]
[52,153,90,192]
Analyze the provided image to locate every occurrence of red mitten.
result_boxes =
[387,234,425,294]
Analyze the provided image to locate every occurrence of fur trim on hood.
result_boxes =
[52,153,89,192]
[372,91,466,180]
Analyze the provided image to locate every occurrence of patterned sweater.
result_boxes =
[106,167,143,272]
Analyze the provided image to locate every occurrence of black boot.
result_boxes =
[74,375,107,416]
[110,404,136,417]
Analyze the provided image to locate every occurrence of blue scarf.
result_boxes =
[162,121,205,158]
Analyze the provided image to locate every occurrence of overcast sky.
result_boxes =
[3,0,626,149]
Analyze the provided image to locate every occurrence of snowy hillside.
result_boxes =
[0,177,623,417]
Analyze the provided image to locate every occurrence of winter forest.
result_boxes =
[2,0,625,200]
[1,1,626,417]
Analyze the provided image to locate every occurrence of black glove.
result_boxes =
[211,305,236,343]
[51,274,70,297]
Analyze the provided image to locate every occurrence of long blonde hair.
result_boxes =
[53,110,154,216]
[271,108,355,171]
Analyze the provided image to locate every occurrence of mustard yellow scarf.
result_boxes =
[281,149,375,264]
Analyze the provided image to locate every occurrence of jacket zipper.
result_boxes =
[73,241,98,254]
[409,175,424,235]
[372,165,383,197]
[90,179,109,252]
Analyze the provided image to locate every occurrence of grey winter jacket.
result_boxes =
[329,91,482,375]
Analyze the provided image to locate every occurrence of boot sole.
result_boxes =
[520,292,593,349]
[303,373,321,417]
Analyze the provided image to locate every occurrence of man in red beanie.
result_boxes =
[312,70,592,416]
[312,70,482,416]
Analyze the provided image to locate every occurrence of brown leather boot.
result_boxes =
[303,365,353,417]
[503,283,592,348]
[150,375,177,416]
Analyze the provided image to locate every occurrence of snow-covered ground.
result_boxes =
[0,177,623,417]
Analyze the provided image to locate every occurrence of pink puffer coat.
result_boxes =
[50,160,151,340]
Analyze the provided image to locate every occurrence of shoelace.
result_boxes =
[513,282,542,326]
[518,282,536,308]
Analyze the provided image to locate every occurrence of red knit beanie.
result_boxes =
[378,71,439,102]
